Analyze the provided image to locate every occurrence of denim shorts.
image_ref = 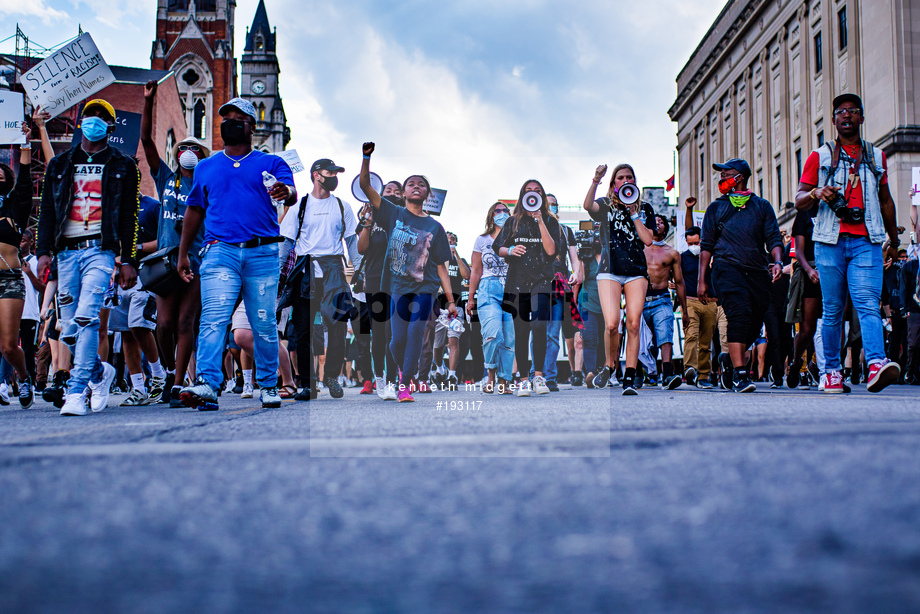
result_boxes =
[0,268,25,300]
[596,273,645,285]
[642,293,675,347]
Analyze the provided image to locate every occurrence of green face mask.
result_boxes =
[728,193,751,208]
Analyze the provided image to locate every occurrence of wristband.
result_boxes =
[592,178,600,185]
[630,213,640,220]
[363,155,370,160]
[774,262,783,267]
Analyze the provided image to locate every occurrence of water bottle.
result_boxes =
[262,171,284,210]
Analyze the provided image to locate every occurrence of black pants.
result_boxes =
[349,300,373,381]
[366,284,397,382]
[292,256,351,387]
[889,311,909,367]
[712,264,771,348]
[907,313,920,381]
[763,278,793,382]
[510,282,552,378]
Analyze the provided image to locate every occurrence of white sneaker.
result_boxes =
[383,383,398,401]
[88,362,116,412]
[240,383,254,399]
[516,379,532,397]
[532,376,550,395]
[121,388,150,406]
[223,379,236,394]
[375,377,387,400]
[818,374,826,392]
[60,391,88,416]
[0,383,9,406]
[317,381,326,390]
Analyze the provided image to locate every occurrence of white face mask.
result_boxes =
[179,149,200,170]
[688,245,701,256]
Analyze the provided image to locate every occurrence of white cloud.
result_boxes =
[0,0,68,24]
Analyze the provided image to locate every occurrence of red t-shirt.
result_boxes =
[801,145,887,237]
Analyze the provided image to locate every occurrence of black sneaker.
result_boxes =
[770,378,783,389]
[19,377,34,408]
[324,377,344,399]
[161,373,175,404]
[571,372,583,387]
[622,378,638,395]
[592,366,612,389]
[696,378,714,390]
[684,366,697,386]
[719,353,733,390]
[732,374,756,393]
[546,380,559,392]
[294,385,317,401]
[42,374,67,408]
[169,386,184,408]
[664,374,682,390]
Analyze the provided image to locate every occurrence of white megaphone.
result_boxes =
[351,172,384,203]
[616,182,640,205]
[521,190,543,212]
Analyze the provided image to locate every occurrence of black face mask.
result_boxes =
[220,119,250,146]
[321,175,338,192]
[0,179,11,198]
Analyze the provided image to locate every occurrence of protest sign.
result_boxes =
[423,188,447,216]
[21,32,116,118]
[912,167,920,206]
[0,91,25,145]
[276,149,304,174]
[71,107,141,156]
[674,210,705,253]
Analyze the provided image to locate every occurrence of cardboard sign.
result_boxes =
[71,107,141,156]
[423,188,447,216]
[21,32,116,118]
[912,167,920,206]
[0,91,25,145]
[276,149,304,174]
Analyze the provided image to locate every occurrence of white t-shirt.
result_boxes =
[472,233,508,283]
[22,255,40,321]
[279,194,358,257]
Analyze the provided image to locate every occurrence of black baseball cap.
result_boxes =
[311,158,344,174]
[832,93,863,112]
[712,158,752,178]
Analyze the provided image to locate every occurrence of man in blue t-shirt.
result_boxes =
[176,98,297,410]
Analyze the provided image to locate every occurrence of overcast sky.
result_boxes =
[1,0,726,254]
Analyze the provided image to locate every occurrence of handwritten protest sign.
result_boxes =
[0,91,25,145]
[70,107,141,156]
[276,149,304,174]
[423,188,447,216]
[21,33,115,118]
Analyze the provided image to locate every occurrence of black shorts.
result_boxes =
[712,264,771,347]
[803,277,822,300]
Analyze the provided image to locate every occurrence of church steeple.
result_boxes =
[244,0,275,54]
[240,0,289,152]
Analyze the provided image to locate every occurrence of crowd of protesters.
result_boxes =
[0,89,918,415]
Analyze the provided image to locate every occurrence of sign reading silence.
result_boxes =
[71,106,141,157]
[0,91,26,146]
[22,32,115,118]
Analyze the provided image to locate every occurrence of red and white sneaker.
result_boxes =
[867,359,900,393]
[360,380,374,394]
[417,380,431,393]
[824,371,845,394]
[397,389,415,403]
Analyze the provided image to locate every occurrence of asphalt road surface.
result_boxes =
[1,381,919,612]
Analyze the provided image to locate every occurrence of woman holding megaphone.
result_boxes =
[494,180,563,397]
[583,163,655,395]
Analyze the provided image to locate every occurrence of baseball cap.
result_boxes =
[311,158,345,174]
[82,99,116,122]
[712,158,752,178]
[218,97,257,121]
[832,93,863,112]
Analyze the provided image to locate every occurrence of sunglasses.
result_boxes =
[494,208,510,214]
[178,145,202,152]
[833,108,862,117]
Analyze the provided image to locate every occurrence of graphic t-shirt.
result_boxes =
[374,197,451,296]
[446,253,469,305]
[63,147,111,238]
[801,145,888,237]
[493,213,563,292]
[137,195,160,244]
[472,233,507,283]
[279,193,358,257]
[186,150,294,243]
[22,255,39,321]
[153,159,205,258]
[589,198,655,278]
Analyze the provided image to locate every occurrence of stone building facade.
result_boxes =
[669,0,920,230]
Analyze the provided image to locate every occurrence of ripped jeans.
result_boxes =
[197,242,280,390]
[56,246,115,394]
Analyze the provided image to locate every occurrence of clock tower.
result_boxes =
[240,0,290,152]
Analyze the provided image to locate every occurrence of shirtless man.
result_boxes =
[643,214,687,389]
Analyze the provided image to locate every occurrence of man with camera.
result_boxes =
[795,93,902,393]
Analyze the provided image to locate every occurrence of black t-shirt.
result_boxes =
[493,213,563,292]
[363,224,390,285]
[681,250,713,298]
[791,209,816,263]
[553,224,576,276]
[589,198,655,278]
[700,194,783,272]
[446,253,469,305]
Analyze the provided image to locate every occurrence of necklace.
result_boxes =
[81,144,108,164]
[223,150,255,168]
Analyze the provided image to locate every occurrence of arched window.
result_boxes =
[255,36,264,51]
[258,103,266,122]
[194,99,207,139]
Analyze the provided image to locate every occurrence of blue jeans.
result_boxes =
[57,246,114,394]
[389,293,435,387]
[642,294,675,349]
[529,293,565,381]
[477,276,514,381]
[197,242,280,389]
[815,236,885,371]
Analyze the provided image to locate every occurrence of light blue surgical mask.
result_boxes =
[80,116,110,142]
[549,205,558,215]
[493,212,510,227]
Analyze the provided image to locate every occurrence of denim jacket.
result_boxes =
[811,140,886,245]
